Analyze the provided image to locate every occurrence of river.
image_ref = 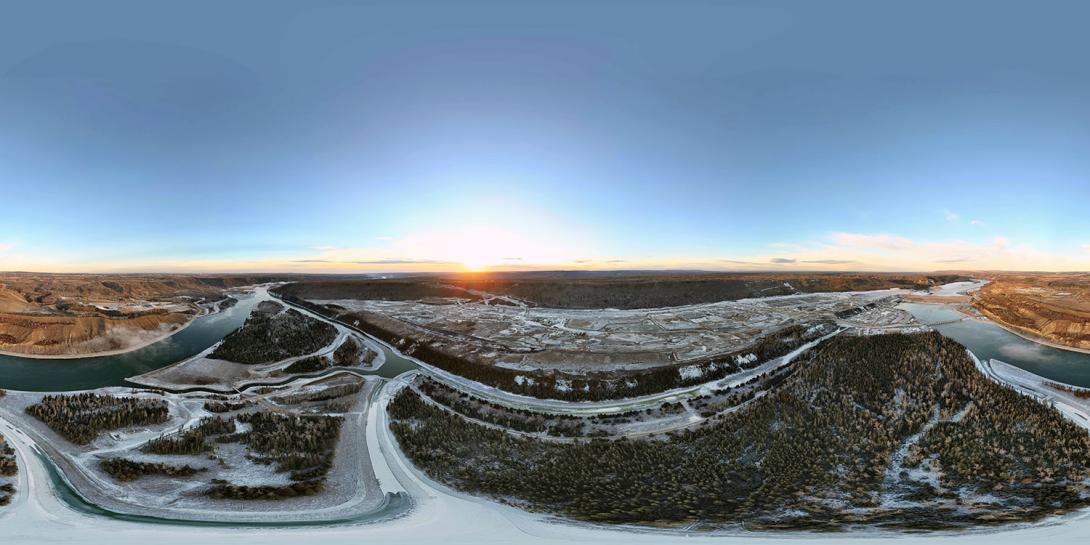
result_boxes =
[5,282,1090,394]
[0,287,419,392]
[0,290,266,391]
[898,281,1090,388]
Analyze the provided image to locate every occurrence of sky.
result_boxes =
[2,0,1090,273]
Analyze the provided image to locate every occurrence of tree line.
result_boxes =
[279,291,836,401]
[142,416,236,455]
[388,332,1090,530]
[100,458,204,481]
[26,393,169,445]
[211,308,337,364]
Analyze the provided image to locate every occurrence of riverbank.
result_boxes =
[897,299,1090,389]
[5,330,1090,541]
[127,324,384,393]
[0,314,198,360]
[975,307,1090,356]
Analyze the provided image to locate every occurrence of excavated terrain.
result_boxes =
[0,273,285,357]
[973,273,1090,351]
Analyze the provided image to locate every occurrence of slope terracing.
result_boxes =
[0,274,284,357]
[972,274,1090,352]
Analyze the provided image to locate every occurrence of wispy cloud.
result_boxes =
[802,259,857,265]
[802,231,1089,271]
[350,258,452,265]
[570,259,627,265]
[0,242,12,252]
[769,257,796,264]
[943,209,960,222]
[970,219,984,226]
[290,257,454,265]
[830,232,915,251]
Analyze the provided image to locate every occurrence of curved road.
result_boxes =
[5,357,1090,543]
[3,290,1090,542]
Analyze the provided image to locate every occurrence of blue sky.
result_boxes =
[2,0,1090,272]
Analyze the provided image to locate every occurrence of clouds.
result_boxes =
[767,257,857,265]
[767,231,1090,271]
[829,232,915,251]
[283,230,1090,273]
[290,258,453,265]
[943,211,986,227]
[0,242,11,252]
[801,259,858,265]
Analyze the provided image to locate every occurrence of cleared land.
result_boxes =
[278,277,925,401]
[0,374,384,521]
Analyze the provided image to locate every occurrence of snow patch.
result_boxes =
[734,353,758,366]
[678,365,704,380]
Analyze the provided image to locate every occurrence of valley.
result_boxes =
[0,274,289,358]
[1,273,1090,542]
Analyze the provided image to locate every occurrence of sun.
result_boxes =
[461,258,492,272]
[459,247,503,271]
[390,224,578,272]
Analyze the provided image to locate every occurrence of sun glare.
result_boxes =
[393,225,573,272]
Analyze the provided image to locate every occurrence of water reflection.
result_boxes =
[899,301,1090,388]
[0,290,264,391]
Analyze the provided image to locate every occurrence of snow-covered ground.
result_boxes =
[929,280,989,297]
[7,362,1090,544]
[129,318,382,393]
[392,328,843,417]
[0,377,386,523]
[5,283,1090,543]
[316,289,895,371]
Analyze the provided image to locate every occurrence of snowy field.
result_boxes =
[0,375,385,523]
[3,282,1090,543]
[318,290,902,371]
[4,365,1090,544]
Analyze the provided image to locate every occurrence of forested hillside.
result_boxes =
[390,332,1090,530]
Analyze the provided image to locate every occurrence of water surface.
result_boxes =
[0,291,263,391]
[899,301,1090,388]
[0,288,421,392]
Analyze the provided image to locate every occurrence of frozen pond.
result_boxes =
[899,302,1090,388]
